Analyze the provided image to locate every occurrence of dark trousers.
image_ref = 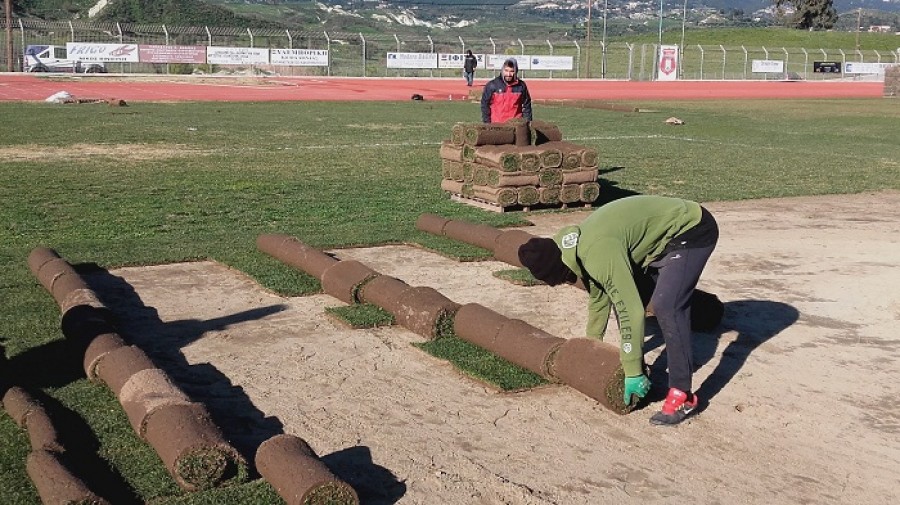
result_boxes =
[647,217,718,393]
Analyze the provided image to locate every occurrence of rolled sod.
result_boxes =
[561,168,599,185]
[415,213,451,237]
[440,179,466,195]
[539,148,563,169]
[59,288,107,316]
[487,169,540,188]
[494,229,536,267]
[442,220,503,251]
[26,449,110,505]
[119,368,193,439]
[256,434,359,505]
[493,319,565,377]
[462,162,474,183]
[581,148,599,168]
[548,338,631,414]
[450,124,466,146]
[83,333,127,381]
[96,345,156,398]
[472,186,518,207]
[472,165,490,186]
[465,123,516,146]
[442,160,465,181]
[24,406,65,453]
[257,234,338,280]
[529,120,563,144]
[144,402,247,491]
[452,303,508,351]
[439,140,463,161]
[462,144,476,163]
[539,169,563,187]
[539,186,561,205]
[33,258,71,295]
[27,247,62,279]
[2,386,40,427]
[519,152,540,173]
[393,286,460,339]
[320,260,379,304]
[580,182,601,203]
[461,183,474,198]
[474,145,521,172]
[559,184,582,204]
[50,272,90,307]
[506,118,531,147]
[516,186,540,207]
[357,275,410,315]
[60,304,117,342]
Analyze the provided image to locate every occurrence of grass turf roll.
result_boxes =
[144,402,247,491]
[393,286,460,339]
[95,345,156,398]
[440,179,466,195]
[2,386,41,428]
[450,123,466,146]
[548,338,632,414]
[27,247,62,279]
[472,186,518,207]
[580,182,601,203]
[119,368,194,439]
[516,186,540,207]
[539,186,561,205]
[519,152,540,173]
[473,145,521,172]
[493,318,565,377]
[415,213,451,237]
[494,229,536,267]
[320,260,379,304]
[539,169,563,187]
[442,160,465,181]
[581,148,599,168]
[487,169,540,188]
[472,165,490,186]
[561,168,599,185]
[464,123,516,146]
[508,118,531,147]
[357,275,410,315]
[83,333,127,381]
[443,220,503,251]
[529,120,563,144]
[24,406,65,453]
[257,234,338,280]
[50,272,90,307]
[439,140,463,161]
[26,449,110,505]
[452,303,508,351]
[256,434,359,505]
[559,184,581,204]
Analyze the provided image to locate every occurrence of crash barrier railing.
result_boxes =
[2,18,898,80]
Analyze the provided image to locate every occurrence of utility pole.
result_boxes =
[5,0,12,72]
[855,8,861,51]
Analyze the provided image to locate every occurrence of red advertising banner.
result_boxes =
[138,45,207,64]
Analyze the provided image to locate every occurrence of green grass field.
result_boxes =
[1,97,899,503]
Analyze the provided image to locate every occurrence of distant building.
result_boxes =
[867,25,893,33]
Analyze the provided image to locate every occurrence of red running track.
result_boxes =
[0,73,883,102]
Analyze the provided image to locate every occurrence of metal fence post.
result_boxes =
[205,26,211,46]
[625,42,634,80]
[427,35,433,78]
[359,32,366,77]
[573,40,580,79]
[698,44,704,80]
[742,45,748,79]
[720,44,726,79]
[801,48,808,79]
[546,39,553,78]
[324,31,331,76]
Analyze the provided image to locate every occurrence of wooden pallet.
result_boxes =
[449,194,591,213]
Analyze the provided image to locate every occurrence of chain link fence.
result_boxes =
[3,18,899,80]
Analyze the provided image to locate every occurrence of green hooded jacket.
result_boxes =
[553,195,702,376]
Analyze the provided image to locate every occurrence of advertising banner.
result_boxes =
[438,53,485,69]
[844,62,893,75]
[137,45,206,64]
[657,45,679,81]
[66,43,140,63]
[751,59,784,73]
[386,52,437,69]
[486,54,531,70]
[530,55,573,71]
[206,46,269,65]
[270,49,329,66]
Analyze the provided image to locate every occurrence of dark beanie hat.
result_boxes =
[518,237,571,286]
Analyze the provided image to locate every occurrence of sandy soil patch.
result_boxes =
[0,143,211,163]
[86,191,900,504]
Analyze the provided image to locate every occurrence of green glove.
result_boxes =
[623,375,651,406]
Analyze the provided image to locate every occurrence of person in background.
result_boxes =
[463,50,478,87]
[517,195,719,426]
[481,57,532,123]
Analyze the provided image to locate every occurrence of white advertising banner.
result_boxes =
[657,45,679,81]
[486,54,531,70]
[386,52,437,69]
[270,49,329,66]
[530,55,573,71]
[66,43,140,63]
[844,62,893,74]
[206,47,269,65]
[751,59,785,73]
[438,53,485,69]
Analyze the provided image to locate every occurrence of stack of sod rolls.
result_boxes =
[440,119,601,209]
[885,66,900,97]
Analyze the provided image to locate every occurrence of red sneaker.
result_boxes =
[650,388,698,426]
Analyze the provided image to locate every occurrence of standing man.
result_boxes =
[481,58,532,123]
[463,50,478,87]
[517,195,719,426]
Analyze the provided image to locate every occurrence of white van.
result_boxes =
[24,45,107,73]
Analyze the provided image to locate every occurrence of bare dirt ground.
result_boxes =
[89,191,900,504]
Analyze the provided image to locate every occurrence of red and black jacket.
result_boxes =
[481,72,533,123]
